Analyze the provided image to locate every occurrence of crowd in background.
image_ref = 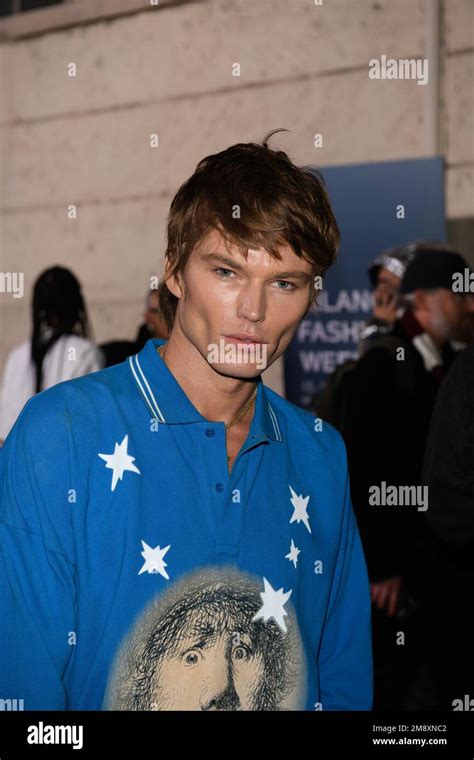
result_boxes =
[314,240,474,710]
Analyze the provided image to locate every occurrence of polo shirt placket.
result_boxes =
[128,339,283,559]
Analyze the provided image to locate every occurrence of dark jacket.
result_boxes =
[315,312,457,588]
[99,324,151,368]
[422,341,474,547]
[419,341,474,703]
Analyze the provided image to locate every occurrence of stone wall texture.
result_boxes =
[0,0,473,395]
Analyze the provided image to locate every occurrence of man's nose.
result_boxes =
[200,661,240,711]
[204,658,229,696]
[202,677,240,711]
[236,283,266,322]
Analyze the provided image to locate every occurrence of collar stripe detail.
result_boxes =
[267,402,282,441]
[135,354,166,422]
[128,355,165,423]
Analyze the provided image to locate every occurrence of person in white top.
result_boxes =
[0,266,104,443]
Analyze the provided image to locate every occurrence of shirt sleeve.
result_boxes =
[318,446,373,710]
[0,392,77,710]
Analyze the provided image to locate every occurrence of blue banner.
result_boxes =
[284,157,446,408]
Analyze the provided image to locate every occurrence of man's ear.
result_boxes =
[164,263,184,300]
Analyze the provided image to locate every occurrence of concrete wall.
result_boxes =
[0,0,473,396]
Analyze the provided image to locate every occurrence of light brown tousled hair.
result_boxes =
[157,128,340,331]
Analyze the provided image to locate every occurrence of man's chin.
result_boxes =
[209,361,265,380]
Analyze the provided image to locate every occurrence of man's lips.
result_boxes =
[224,334,267,344]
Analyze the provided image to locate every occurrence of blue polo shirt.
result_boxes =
[0,338,372,711]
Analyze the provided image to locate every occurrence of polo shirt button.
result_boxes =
[215,483,224,493]
[205,428,215,438]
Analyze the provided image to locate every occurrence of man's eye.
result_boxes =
[275,280,296,291]
[232,644,252,662]
[214,268,235,278]
[182,650,202,666]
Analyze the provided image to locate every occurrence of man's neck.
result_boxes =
[158,329,259,426]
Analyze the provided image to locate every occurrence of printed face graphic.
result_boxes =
[104,567,306,711]
[149,620,266,710]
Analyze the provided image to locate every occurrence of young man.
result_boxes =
[0,131,372,711]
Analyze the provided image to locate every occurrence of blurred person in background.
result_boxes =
[0,266,104,444]
[315,243,410,428]
[358,244,411,354]
[314,240,473,709]
[99,287,170,367]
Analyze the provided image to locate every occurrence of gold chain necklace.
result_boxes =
[225,386,258,429]
[156,343,257,429]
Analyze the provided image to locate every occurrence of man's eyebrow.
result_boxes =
[200,252,245,270]
[200,252,313,282]
[183,637,210,651]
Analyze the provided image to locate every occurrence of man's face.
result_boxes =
[373,266,402,320]
[166,228,314,376]
[422,288,466,341]
[447,293,474,344]
[375,266,401,295]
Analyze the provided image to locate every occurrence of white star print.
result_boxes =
[252,577,292,633]
[285,539,301,568]
[289,485,312,534]
[138,540,171,579]
[98,434,141,492]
